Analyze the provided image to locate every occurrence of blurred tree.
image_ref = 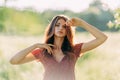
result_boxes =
[76,0,115,32]
[3,0,16,6]
[0,7,7,32]
[4,0,9,6]
[107,8,120,30]
[0,0,119,35]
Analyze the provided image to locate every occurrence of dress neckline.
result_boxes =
[52,55,66,63]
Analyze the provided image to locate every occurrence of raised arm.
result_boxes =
[10,43,54,65]
[67,18,108,53]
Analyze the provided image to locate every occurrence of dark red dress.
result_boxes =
[32,43,83,80]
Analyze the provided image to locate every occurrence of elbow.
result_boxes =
[100,35,108,43]
[103,35,108,42]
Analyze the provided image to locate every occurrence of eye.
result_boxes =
[63,25,66,28]
[63,24,67,28]
[55,24,59,27]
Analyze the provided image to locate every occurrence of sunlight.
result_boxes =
[101,0,120,10]
[0,0,120,12]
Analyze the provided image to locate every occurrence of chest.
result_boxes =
[42,56,73,71]
[52,50,65,63]
[41,54,76,69]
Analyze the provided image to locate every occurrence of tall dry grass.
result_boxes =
[0,32,120,80]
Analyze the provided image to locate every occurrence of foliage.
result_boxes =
[107,8,120,30]
[0,0,119,35]
[76,0,115,32]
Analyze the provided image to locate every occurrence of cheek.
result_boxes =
[64,29,67,35]
[54,27,59,35]
[54,28,57,33]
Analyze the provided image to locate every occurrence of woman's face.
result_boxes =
[54,18,67,38]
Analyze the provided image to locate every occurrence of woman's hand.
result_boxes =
[66,17,85,27]
[10,43,54,64]
[35,43,54,55]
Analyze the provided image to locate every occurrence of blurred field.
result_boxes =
[0,32,120,80]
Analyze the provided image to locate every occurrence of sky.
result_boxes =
[0,0,120,12]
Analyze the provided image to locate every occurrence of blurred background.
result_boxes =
[0,0,120,80]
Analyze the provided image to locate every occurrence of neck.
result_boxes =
[54,36,64,50]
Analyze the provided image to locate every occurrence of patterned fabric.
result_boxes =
[32,43,83,80]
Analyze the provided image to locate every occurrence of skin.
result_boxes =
[53,18,67,62]
[10,17,107,65]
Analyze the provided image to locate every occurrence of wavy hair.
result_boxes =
[44,15,75,56]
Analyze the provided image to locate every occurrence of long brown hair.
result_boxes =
[44,15,75,56]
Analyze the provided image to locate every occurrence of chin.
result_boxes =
[57,35,65,38]
[55,34,65,38]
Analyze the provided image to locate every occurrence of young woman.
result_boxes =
[10,15,107,80]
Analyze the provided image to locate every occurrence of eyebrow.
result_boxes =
[56,22,62,24]
[55,23,66,26]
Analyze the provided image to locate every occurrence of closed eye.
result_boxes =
[55,23,66,28]
[63,25,66,28]
[55,24,59,27]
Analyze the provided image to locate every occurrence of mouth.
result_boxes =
[58,31,63,34]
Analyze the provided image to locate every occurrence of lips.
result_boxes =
[58,31,63,34]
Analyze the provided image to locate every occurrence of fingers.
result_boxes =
[45,44,54,55]
[66,18,82,26]
[66,19,74,26]
[48,44,55,47]
[35,43,54,55]
[46,47,53,55]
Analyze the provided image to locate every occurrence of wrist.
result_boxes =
[73,18,86,27]
[34,43,41,48]
[78,20,88,28]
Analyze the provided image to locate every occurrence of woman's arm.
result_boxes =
[10,44,38,65]
[10,43,54,65]
[67,18,108,53]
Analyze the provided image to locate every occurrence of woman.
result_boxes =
[10,15,107,80]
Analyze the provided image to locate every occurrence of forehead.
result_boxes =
[56,18,66,24]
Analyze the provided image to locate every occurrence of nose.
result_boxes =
[59,25,63,30]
